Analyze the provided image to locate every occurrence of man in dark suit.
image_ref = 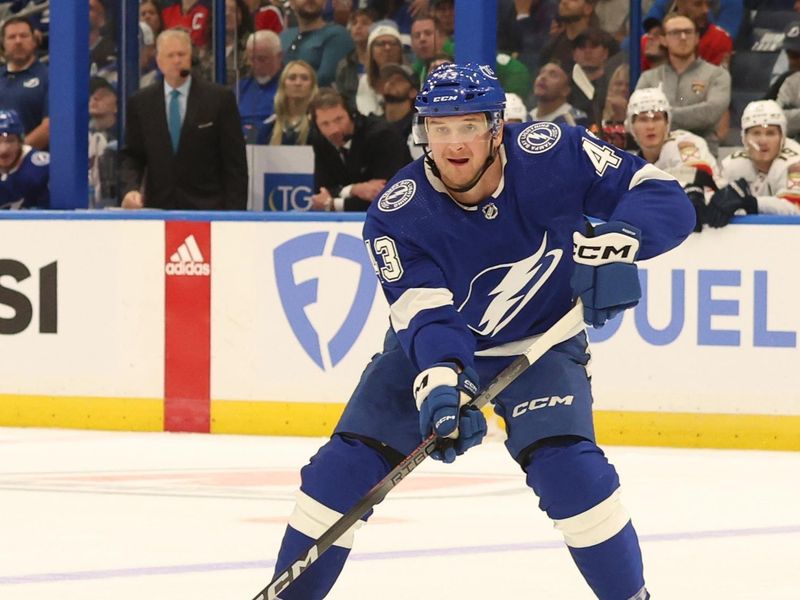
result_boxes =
[120,29,248,210]
[308,87,412,212]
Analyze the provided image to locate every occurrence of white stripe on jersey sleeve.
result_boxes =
[628,163,677,191]
[389,287,454,332]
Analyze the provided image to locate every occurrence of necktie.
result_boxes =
[339,146,348,164]
[168,89,182,153]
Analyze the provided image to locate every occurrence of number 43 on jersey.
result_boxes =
[365,237,404,283]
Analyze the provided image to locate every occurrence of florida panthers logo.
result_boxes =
[458,234,562,336]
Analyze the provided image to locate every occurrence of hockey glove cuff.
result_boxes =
[413,363,485,463]
[571,222,642,328]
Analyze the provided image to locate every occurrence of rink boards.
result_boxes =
[0,213,798,450]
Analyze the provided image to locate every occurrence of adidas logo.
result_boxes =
[165,234,210,276]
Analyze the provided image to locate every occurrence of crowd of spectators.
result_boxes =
[0,0,799,219]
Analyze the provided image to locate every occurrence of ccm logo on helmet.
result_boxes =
[433,95,458,102]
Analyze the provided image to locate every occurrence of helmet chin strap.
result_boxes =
[424,136,500,195]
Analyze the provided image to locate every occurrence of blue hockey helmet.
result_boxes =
[413,63,506,145]
[0,109,24,139]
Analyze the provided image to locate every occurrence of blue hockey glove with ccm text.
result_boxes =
[570,222,642,328]
[413,363,486,463]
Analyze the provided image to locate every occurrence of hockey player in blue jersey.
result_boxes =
[0,109,49,209]
[268,63,694,599]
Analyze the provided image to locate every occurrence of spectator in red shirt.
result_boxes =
[640,0,732,70]
[162,0,211,49]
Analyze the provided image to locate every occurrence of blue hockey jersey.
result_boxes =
[363,121,695,372]
[0,146,49,209]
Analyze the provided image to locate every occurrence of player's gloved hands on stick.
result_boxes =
[705,178,758,228]
[571,221,642,328]
[413,362,486,463]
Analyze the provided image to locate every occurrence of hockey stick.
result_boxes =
[252,300,585,600]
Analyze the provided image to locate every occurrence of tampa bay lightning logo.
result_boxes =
[274,232,377,370]
[518,122,561,154]
[378,179,416,212]
[458,233,562,337]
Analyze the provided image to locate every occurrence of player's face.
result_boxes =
[0,133,22,171]
[426,114,498,188]
[745,125,782,164]
[314,104,354,148]
[631,111,669,151]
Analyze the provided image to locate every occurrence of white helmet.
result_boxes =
[740,100,786,147]
[504,92,528,123]
[625,87,671,133]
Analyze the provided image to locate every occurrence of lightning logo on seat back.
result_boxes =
[458,234,562,337]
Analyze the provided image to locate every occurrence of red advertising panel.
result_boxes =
[164,221,211,432]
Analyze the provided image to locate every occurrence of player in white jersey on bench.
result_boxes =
[625,86,720,231]
[707,100,800,227]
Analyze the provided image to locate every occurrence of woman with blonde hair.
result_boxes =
[261,60,318,145]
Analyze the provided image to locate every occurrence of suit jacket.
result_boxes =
[120,77,248,210]
[313,114,412,211]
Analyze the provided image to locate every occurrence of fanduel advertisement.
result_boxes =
[211,221,390,404]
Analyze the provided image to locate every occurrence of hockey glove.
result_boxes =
[571,222,642,328]
[705,178,758,228]
[413,362,486,464]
